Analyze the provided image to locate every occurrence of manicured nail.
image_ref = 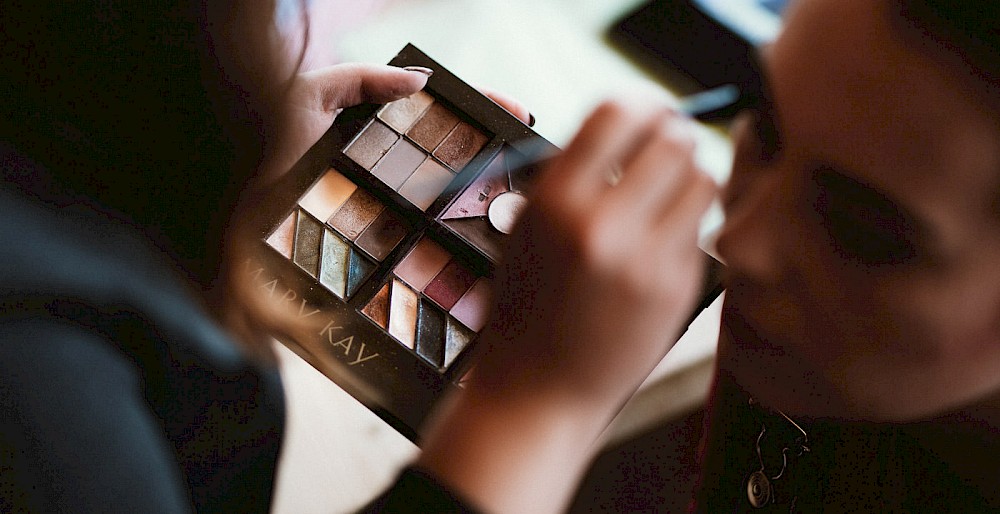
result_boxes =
[403,66,434,77]
[528,113,536,127]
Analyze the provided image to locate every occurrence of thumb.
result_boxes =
[299,62,432,112]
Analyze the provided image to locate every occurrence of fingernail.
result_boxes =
[528,113,536,127]
[403,66,434,77]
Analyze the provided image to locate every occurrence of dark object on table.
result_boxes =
[610,0,786,120]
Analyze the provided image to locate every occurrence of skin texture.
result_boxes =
[715,0,1000,421]
[417,99,716,513]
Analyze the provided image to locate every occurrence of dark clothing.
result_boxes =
[0,146,476,512]
[0,147,283,513]
[694,372,1000,512]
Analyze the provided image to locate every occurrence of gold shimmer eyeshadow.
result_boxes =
[387,278,419,349]
[407,101,460,151]
[292,212,323,277]
[345,120,399,171]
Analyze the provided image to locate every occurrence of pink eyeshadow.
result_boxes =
[449,278,492,332]
[393,237,451,291]
[423,259,477,311]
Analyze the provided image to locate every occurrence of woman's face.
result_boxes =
[715,0,1000,420]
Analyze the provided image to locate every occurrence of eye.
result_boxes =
[811,167,919,266]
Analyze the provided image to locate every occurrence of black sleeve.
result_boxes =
[360,466,483,514]
[0,318,192,513]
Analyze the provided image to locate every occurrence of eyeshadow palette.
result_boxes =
[248,44,724,442]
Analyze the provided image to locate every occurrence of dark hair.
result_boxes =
[0,1,286,288]
[895,0,999,102]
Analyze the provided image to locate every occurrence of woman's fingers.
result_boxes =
[299,63,431,112]
[476,85,533,126]
[538,100,668,209]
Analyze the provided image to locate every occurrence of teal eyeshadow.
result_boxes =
[347,249,376,298]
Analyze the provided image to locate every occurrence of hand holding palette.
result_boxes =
[249,44,724,442]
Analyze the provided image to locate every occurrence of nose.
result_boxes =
[715,142,786,287]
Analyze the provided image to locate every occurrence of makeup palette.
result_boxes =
[249,45,725,442]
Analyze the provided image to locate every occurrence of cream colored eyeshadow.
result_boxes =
[298,169,357,222]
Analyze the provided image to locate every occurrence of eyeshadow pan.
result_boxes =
[444,318,475,369]
[362,282,390,329]
[441,153,510,220]
[407,101,460,151]
[377,91,434,133]
[424,259,477,311]
[434,121,488,170]
[449,278,491,332]
[298,170,357,222]
[372,139,426,190]
[329,188,384,240]
[398,158,454,211]
[441,217,504,264]
[266,211,297,258]
[347,250,376,298]
[292,212,323,277]
[393,237,451,291]
[388,279,419,349]
[345,120,399,171]
[415,299,446,367]
[355,209,408,261]
[319,229,350,298]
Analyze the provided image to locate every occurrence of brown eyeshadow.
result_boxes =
[344,120,399,170]
[361,282,390,329]
[406,102,460,151]
[355,209,408,261]
[433,121,488,170]
[329,188,384,241]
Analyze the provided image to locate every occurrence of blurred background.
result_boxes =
[269,1,786,511]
